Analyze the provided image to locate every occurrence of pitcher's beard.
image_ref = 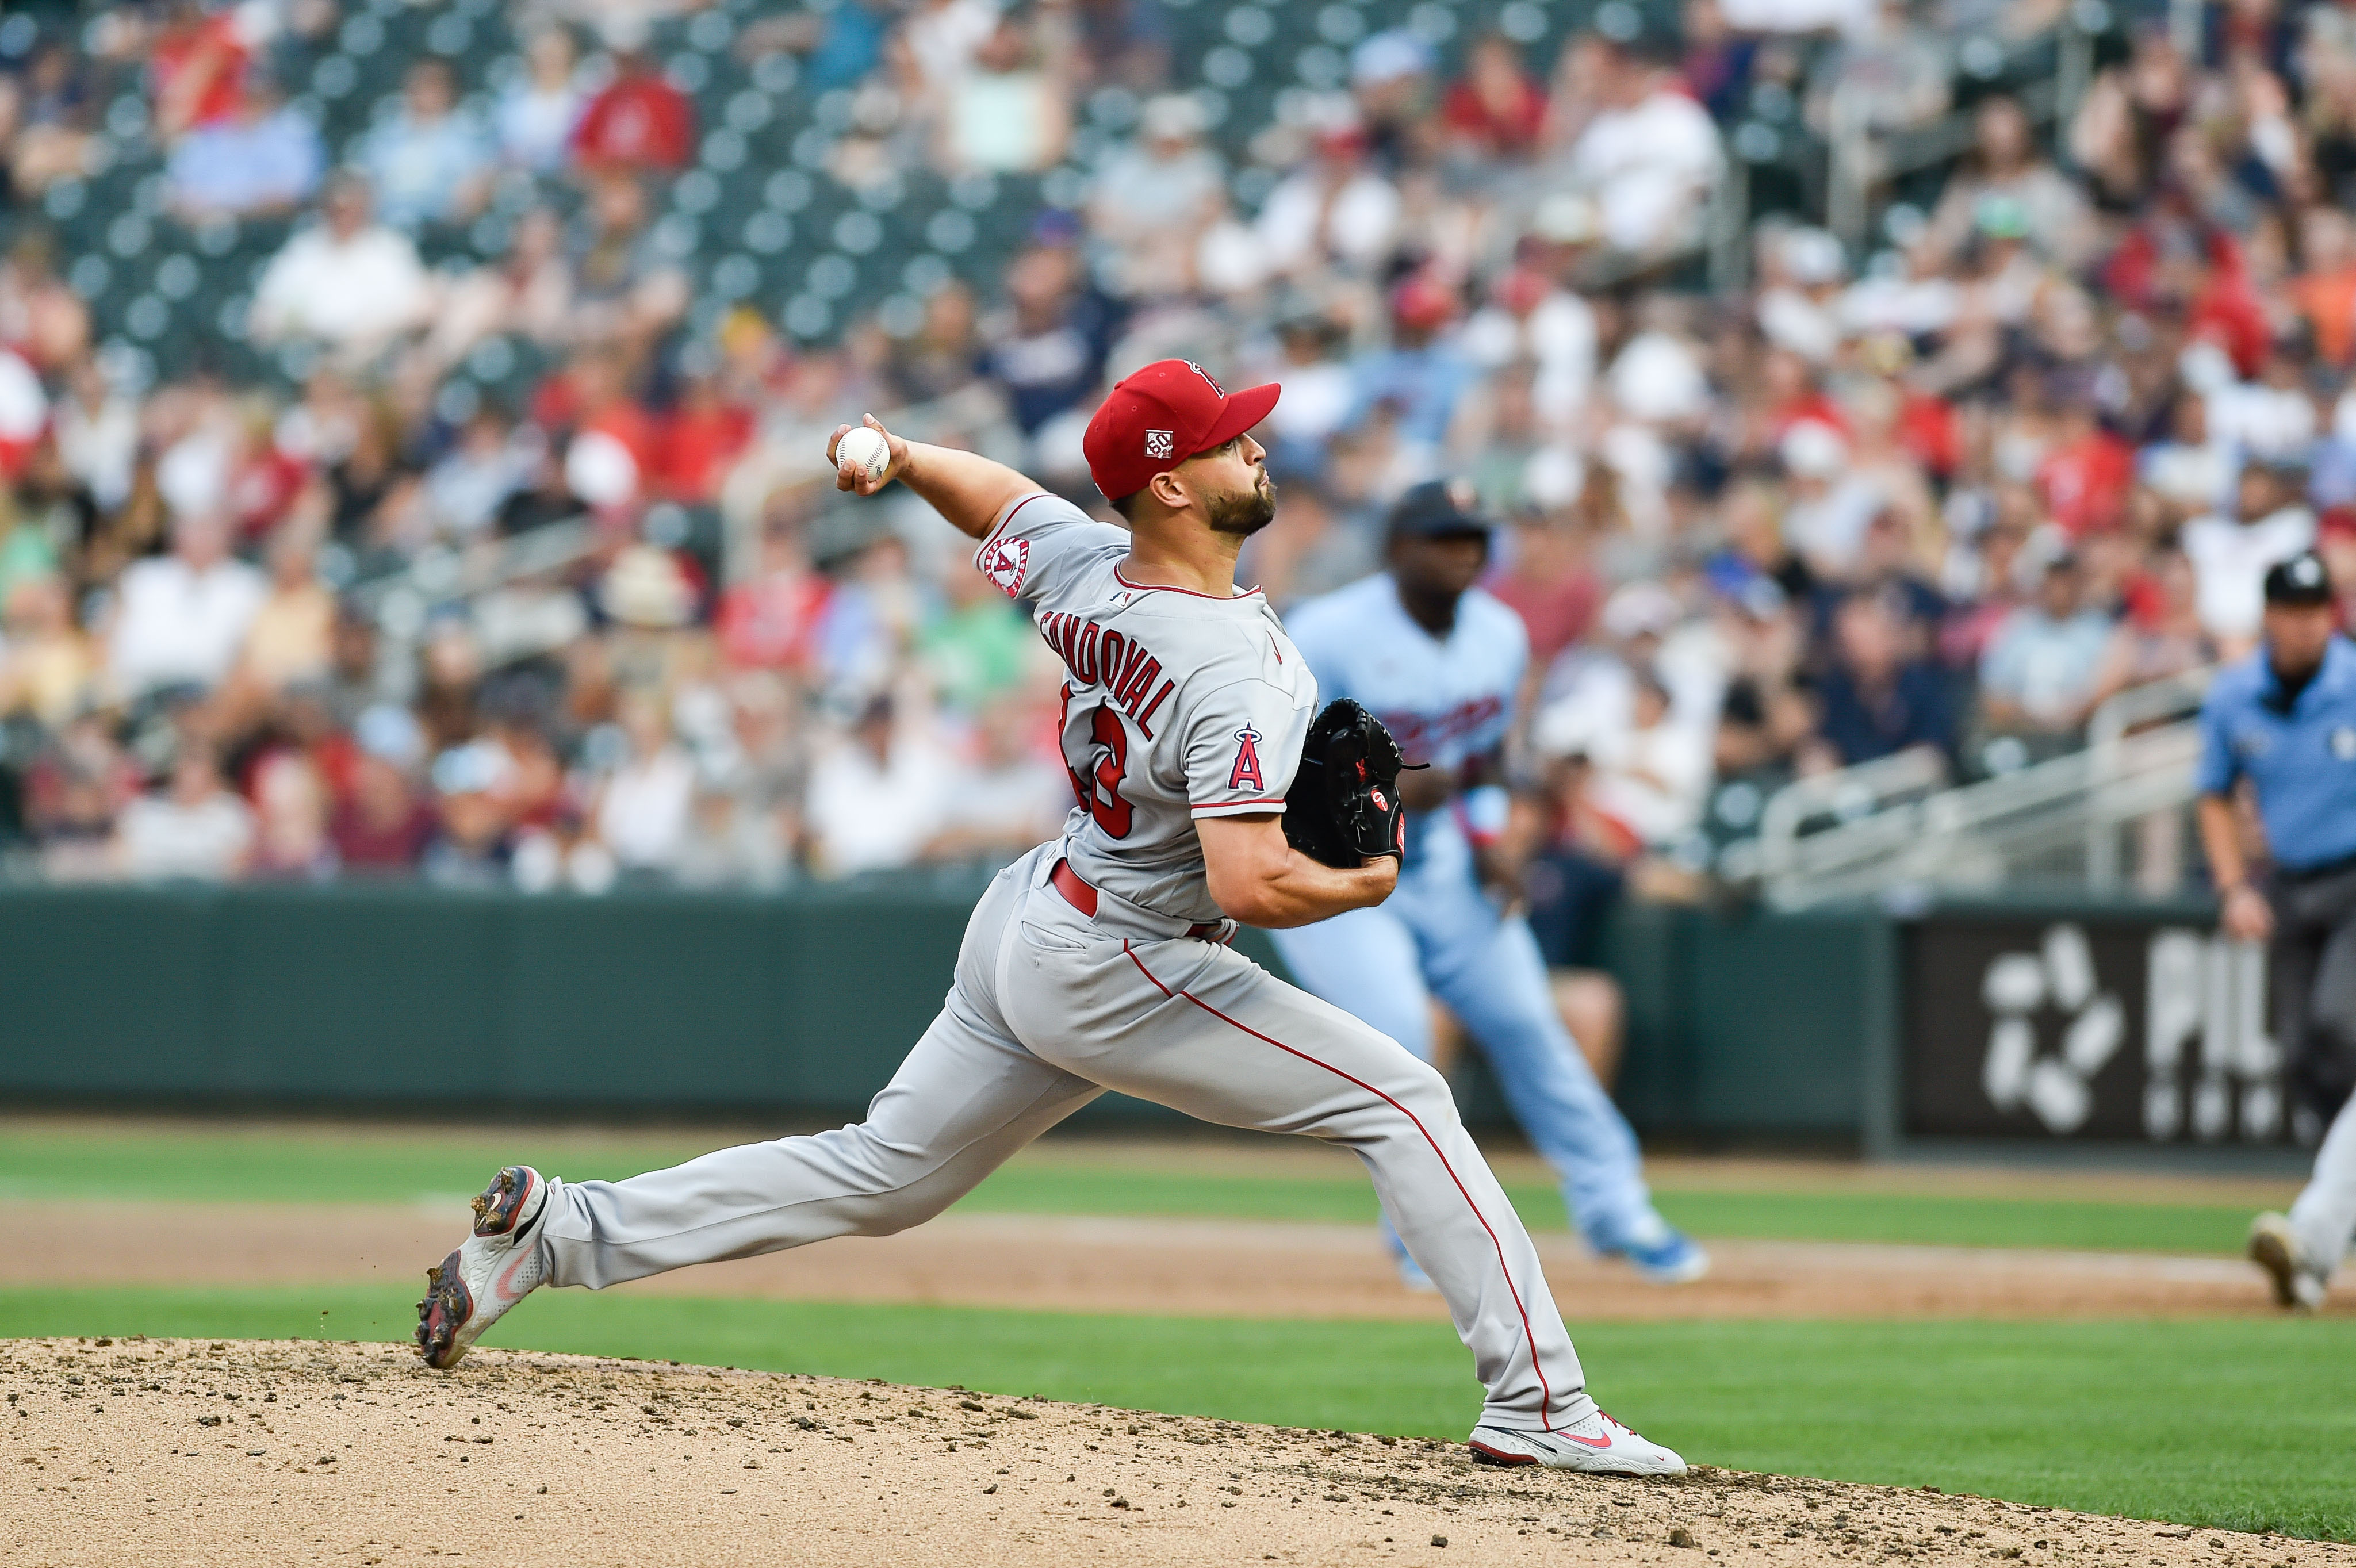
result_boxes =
[1208,474,1278,538]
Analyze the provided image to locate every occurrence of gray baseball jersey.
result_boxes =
[974,492,1316,924]
[518,484,1608,1443]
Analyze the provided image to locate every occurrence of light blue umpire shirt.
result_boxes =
[2197,635,2356,873]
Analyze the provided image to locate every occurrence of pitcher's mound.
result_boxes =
[1,1338,2339,1567]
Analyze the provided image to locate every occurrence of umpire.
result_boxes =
[2196,550,2356,1145]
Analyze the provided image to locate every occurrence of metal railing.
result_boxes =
[1732,669,2215,909]
[343,516,599,698]
[2086,666,2213,890]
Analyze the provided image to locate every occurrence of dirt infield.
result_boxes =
[3,1338,2344,1568]
[1,1199,2328,1321]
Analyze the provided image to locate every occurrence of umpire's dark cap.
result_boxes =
[2265,550,2333,607]
[1388,477,1494,539]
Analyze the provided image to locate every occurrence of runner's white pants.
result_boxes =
[2291,1084,2356,1279]
[535,842,1598,1433]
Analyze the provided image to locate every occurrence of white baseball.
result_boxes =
[836,425,891,485]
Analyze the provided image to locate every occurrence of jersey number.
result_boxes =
[1070,701,1134,839]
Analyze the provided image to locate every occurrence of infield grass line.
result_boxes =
[0,1125,2275,1255]
[1,1286,2348,1542]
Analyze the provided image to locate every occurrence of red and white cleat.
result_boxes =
[415,1166,550,1370]
[1469,1411,1688,1476]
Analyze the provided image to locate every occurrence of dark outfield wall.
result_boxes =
[0,881,1894,1138]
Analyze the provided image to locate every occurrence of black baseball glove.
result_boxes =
[1283,699,1420,866]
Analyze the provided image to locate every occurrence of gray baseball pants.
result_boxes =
[2290,1084,2356,1282]
[535,842,1599,1434]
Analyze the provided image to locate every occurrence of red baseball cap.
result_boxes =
[1082,359,1281,504]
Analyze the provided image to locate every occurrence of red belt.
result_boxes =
[1051,858,1226,941]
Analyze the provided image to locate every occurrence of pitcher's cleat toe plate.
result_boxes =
[414,1166,552,1368]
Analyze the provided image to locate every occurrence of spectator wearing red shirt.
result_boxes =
[1756,346,1849,448]
[1890,380,1962,480]
[150,0,254,141]
[2036,403,2136,536]
[330,705,435,873]
[1485,507,1601,666]
[535,349,660,511]
[1441,35,1549,160]
[657,369,755,503]
[718,517,836,672]
[571,43,695,172]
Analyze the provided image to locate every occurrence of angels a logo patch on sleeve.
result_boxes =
[1227,725,1265,792]
[977,536,1030,599]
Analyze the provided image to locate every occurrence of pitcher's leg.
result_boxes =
[2290,1087,2356,1279]
[542,995,1097,1287]
[1014,935,1592,1433]
[1270,906,1443,1278]
[1428,910,1656,1247]
[542,847,1100,1289]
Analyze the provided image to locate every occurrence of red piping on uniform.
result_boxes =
[1189,796,1287,810]
[1120,940,1560,1433]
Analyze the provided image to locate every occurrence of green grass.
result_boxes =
[0,1124,2270,1255]
[3,1286,2350,1540]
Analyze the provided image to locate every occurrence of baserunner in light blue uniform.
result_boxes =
[1270,478,1707,1286]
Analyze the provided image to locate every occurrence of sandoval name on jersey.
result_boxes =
[975,490,1317,924]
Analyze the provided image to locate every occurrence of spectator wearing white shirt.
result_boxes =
[922,697,1070,865]
[1461,203,1601,428]
[1755,225,1850,366]
[591,692,698,875]
[248,177,435,362]
[1557,35,1725,257]
[1089,94,1225,300]
[51,359,139,515]
[1568,668,1713,853]
[114,742,254,881]
[108,509,267,701]
[1255,118,1403,278]
[806,695,952,876]
[1250,311,1357,478]
[2183,459,2318,656]
[2205,346,2322,467]
[2139,393,2234,517]
[901,0,999,107]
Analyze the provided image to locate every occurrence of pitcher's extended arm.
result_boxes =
[1197,812,1397,929]
[829,416,1037,540]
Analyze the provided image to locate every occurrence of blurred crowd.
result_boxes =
[2,0,2355,911]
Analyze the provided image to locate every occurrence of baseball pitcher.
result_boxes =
[412,360,1686,1475]
[1271,478,1707,1286]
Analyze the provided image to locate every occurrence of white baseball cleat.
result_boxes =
[1468,1411,1688,1476]
[2249,1212,2327,1312]
[416,1166,551,1369]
